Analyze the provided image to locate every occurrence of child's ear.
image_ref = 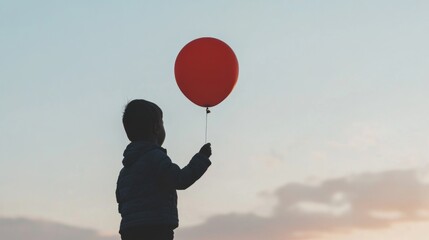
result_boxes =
[153,122,161,133]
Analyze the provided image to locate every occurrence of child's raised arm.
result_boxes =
[157,143,212,190]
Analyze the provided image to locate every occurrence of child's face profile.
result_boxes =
[155,118,166,146]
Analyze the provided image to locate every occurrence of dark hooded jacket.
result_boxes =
[116,141,211,233]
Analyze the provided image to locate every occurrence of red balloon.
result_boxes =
[175,37,239,107]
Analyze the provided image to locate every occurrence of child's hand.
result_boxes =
[199,143,212,158]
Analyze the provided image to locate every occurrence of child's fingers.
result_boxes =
[199,143,212,158]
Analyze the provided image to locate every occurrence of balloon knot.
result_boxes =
[206,107,211,114]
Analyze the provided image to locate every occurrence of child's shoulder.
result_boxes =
[144,146,168,160]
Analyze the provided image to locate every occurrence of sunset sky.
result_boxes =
[1,1,428,239]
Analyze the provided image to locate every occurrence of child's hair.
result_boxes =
[122,99,163,142]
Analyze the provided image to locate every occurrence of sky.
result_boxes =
[0,0,428,239]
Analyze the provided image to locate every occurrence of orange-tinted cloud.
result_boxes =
[0,217,116,240]
[177,168,429,240]
[1,169,428,240]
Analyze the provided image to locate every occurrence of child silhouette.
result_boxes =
[116,99,212,240]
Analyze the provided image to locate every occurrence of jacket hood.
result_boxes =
[122,141,166,167]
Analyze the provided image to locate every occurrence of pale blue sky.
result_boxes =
[0,0,428,238]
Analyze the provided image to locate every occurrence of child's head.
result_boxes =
[122,99,165,145]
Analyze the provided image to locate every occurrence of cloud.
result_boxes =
[1,169,428,240]
[0,217,117,240]
[176,168,429,240]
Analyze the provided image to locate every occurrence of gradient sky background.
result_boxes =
[1,1,428,239]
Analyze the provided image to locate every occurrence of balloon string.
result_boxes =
[205,107,211,143]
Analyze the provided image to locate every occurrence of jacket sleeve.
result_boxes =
[158,153,211,190]
[115,187,121,213]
